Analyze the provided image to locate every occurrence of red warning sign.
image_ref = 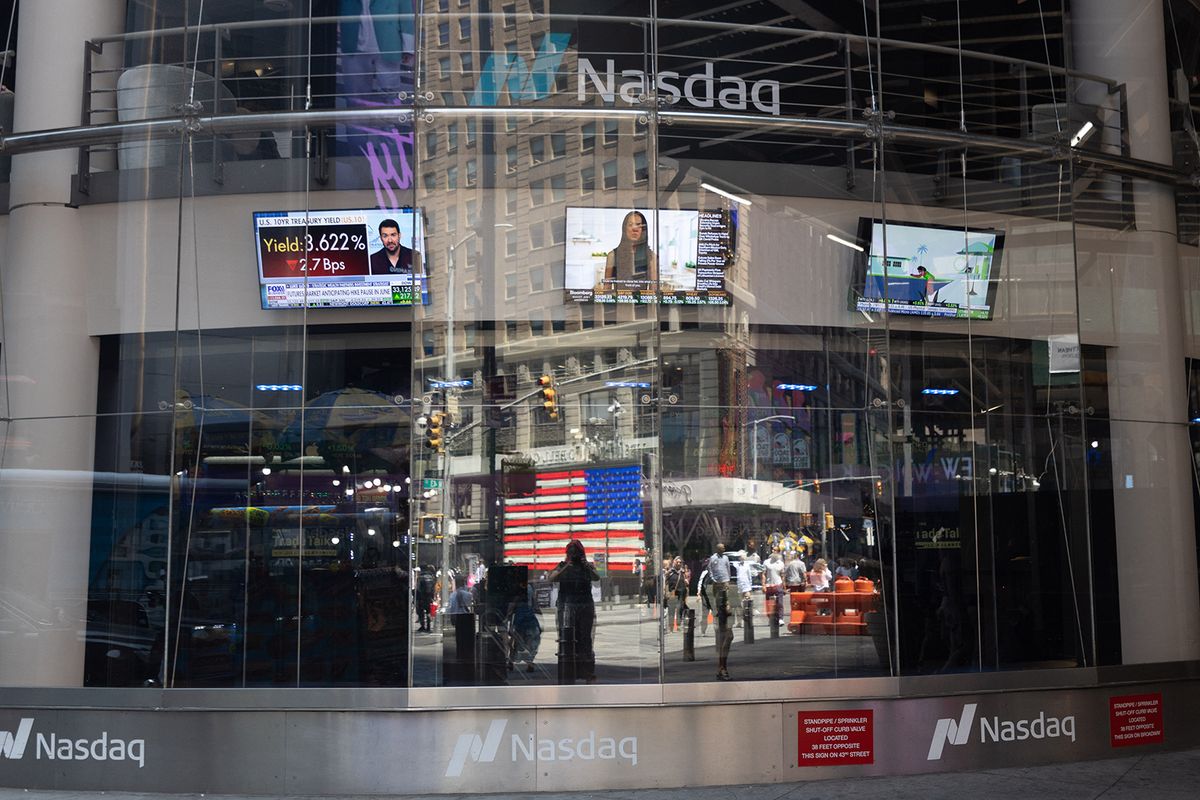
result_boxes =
[797,709,874,765]
[1110,692,1164,747]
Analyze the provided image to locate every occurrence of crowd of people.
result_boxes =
[416,537,873,685]
[652,545,863,626]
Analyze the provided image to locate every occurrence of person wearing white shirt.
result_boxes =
[762,550,787,624]
[706,543,734,680]
[734,555,759,629]
[808,558,833,592]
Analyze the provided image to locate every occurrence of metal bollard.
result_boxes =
[769,590,782,638]
[743,597,755,644]
[557,624,576,684]
[683,608,696,661]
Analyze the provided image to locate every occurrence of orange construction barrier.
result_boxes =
[785,589,878,636]
[787,591,810,632]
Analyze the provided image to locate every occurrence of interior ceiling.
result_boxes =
[658,1,1066,63]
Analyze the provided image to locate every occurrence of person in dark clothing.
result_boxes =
[547,539,599,684]
[415,565,435,632]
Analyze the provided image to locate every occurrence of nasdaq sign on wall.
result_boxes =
[469,33,781,115]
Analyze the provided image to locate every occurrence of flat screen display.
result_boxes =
[852,218,1004,320]
[254,209,427,309]
[563,207,736,305]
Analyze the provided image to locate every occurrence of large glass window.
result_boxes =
[3,0,1172,699]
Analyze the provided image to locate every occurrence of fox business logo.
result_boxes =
[927,704,1077,761]
[1,718,145,768]
[445,719,637,778]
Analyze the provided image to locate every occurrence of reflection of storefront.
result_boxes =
[659,476,850,557]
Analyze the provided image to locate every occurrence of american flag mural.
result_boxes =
[502,464,646,572]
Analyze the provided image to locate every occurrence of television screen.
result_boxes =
[563,207,736,305]
[852,218,1004,320]
[254,209,427,309]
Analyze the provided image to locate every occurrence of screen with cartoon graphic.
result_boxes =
[852,218,1004,320]
[563,207,736,305]
[254,209,426,309]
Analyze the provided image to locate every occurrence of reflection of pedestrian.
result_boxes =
[447,579,475,663]
[762,549,787,624]
[665,557,689,632]
[548,540,599,683]
[337,0,414,102]
[735,555,755,628]
[707,544,733,680]
[697,568,713,634]
[809,558,833,592]
[415,565,435,632]
[507,579,542,673]
[594,211,658,292]
[641,564,657,608]
[785,551,807,592]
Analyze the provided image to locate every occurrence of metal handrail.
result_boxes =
[0,103,1180,186]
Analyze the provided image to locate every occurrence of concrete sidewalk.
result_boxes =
[2,746,1197,800]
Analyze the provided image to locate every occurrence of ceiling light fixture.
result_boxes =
[1069,121,1095,148]
[826,234,864,252]
[700,182,752,206]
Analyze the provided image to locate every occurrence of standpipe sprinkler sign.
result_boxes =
[1109,693,1164,747]
[796,710,874,766]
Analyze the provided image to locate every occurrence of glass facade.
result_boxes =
[0,0,1198,699]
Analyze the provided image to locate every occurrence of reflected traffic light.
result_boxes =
[426,411,446,452]
[538,374,558,421]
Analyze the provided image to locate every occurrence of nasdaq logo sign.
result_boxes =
[445,717,639,778]
[0,719,33,761]
[467,33,781,115]
[0,717,145,768]
[927,704,976,760]
[445,719,507,777]
[927,703,1078,761]
[468,33,571,106]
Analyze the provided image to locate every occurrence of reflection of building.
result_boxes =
[2,0,1200,794]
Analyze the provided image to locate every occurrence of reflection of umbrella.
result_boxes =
[956,241,994,256]
[174,392,275,458]
[278,387,408,470]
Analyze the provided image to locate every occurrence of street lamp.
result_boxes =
[744,414,795,480]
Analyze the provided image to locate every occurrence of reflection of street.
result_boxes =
[410,595,881,685]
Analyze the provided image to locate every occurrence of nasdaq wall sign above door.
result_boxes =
[467,33,781,115]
